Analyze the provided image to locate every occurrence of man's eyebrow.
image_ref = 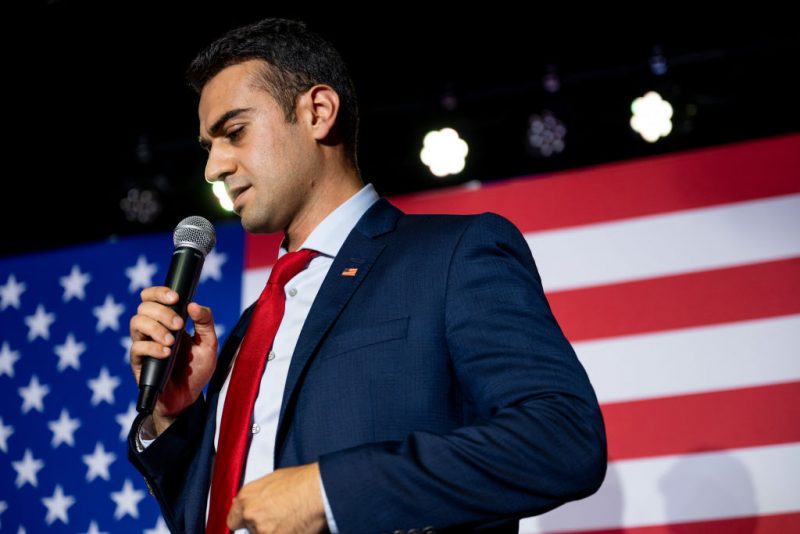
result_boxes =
[198,107,253,148]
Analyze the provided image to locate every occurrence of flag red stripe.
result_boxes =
[531,511,800,534]
[244,232,283,272]
[602,381,800,461]
[244,135,800,269]
[391,134,800,234]
[548,257,800,342]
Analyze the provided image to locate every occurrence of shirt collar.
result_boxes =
[278,183,379,260]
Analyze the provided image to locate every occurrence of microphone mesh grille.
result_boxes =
[173,216,216,256]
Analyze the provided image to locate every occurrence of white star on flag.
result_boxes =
[0,341,20,377]
[110,479,145,519]
[0,273,26,310]
[42,485,75,525]
[120,336,132,363]
[125,255,158,292]
[59,264,91,302]
[24,304,56,341]
[214,323,226,339]
[0,206,241,530]
[115,403,137,440]
[12,448,44,488]
[54,333,86,371]
[79,520,109,534]
[87,367,120,405]
[92,295,125,332]
[82,442,116,482]
[48,408,81,447]
[0,417,13,452]
[16,526,25,534]
[0,501,6,529]
[144,516,171,534]
[19,375,50,413]
[200,248,227,282]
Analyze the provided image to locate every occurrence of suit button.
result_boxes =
[408,530,420,534]
[392,530,405,534]
[422,528,436,534]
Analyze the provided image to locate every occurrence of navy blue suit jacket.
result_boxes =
[128,198,607,534]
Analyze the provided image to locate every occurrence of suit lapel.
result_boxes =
[274,199,402,458]
[208,303,255,397]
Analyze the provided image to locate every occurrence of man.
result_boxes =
[128,18,606,534]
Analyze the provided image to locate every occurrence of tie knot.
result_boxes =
[268,248,318,288]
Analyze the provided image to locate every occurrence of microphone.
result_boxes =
[136,216,217,414]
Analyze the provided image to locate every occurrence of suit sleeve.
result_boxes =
[127,395,208,533]
[318,213,607,533]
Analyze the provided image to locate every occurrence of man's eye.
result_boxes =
[226,127,244,141]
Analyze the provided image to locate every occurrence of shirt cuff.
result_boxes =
[135,415,157,451]
[319,474,339,534]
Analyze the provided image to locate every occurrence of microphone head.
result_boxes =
[173,216,216,256]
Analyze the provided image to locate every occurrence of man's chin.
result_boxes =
[240,214,279,235]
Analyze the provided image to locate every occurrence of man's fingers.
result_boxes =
[130,314,177,346]
[131,340,172,361]
[188,303,216,340]
[226,497,244,531]
[139,286,179,305]
[188,302,213,326]
[133,301,183,336]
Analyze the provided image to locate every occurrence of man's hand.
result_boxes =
[227,462,327,534]
[129,287,218,435]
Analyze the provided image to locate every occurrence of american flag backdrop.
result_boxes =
[1,133,798,532]
[0,224,243,533]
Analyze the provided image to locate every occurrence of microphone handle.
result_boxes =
[136,247,205,414]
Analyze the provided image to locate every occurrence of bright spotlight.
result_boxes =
[630,91,673,143]
[420,128,469,177]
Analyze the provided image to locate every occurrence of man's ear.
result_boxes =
[300,84,340,141]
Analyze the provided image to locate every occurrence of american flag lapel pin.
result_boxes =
[341,267,358,277]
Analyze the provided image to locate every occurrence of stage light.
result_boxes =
[135,134,152,164]
[542,65,560,94]
[120,188,161,224]
[649,45,668,76]
[630,91,673,142]
[420,128,469,177]
[212,182,234,212]
[527,111,566,157]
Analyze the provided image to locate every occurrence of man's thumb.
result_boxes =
[187,303,215,339]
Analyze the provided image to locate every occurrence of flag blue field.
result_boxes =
[0,222,243,533]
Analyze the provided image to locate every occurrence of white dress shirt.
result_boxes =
[141,183,378,534]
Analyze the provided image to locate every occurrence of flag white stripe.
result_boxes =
[576,314,800,404]
[520,442,800,533]
[244,195,800,300]
[526,193,800,292]
[243,267,272,311]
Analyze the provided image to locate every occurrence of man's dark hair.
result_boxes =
[187,18,359,168]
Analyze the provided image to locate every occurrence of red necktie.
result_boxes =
[206,248,317,534]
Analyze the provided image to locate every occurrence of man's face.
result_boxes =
[199,59,316,234]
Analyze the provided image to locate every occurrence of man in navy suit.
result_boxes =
[128,18,606,534]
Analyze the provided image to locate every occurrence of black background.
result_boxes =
[8,3,798,257]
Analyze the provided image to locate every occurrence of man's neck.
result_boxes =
[283,172,363,252]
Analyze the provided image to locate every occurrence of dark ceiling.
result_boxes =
[8,4,798,258]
